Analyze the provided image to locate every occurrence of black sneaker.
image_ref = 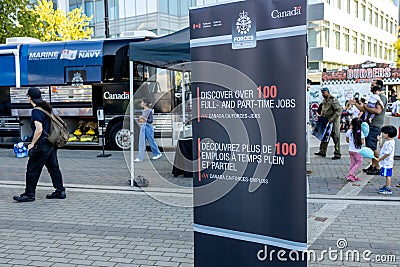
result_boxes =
[46,191,66,199]
[363,165,374,172]
[332,155,341,160]
[366,168,381,175]
[13,193,35,202]
[314,152,326,157]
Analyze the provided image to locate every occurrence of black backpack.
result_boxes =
[34,107,69,147]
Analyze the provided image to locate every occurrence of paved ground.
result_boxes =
[0,132,399,266]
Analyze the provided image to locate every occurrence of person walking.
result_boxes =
[134,98,162,162]
[314,87,342,160]
[376,125,397,195]
[13,87,66,202]
[349,80,387,175]
[345,118,365,182]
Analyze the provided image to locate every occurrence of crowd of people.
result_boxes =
[312,79,399,195]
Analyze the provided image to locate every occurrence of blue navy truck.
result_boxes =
[0,37,181,149]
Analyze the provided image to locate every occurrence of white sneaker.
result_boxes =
[152,154,162,160]
[134,158,143,162]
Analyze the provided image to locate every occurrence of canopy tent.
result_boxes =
[129,28,190,70]
[128,28,191,187]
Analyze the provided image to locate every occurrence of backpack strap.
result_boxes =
[34,107,52,118]
[33,107,52,137]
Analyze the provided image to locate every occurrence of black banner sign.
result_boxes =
[190,0,307,266]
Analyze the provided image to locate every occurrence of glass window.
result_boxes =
[108,0,119,21]
[180,0,190,16]
[388,49,393,61]
[137,0,147,15]
[373,41,377,57]
[368,7,372,24]
[169,0,178,15]
[333,24,340,50]
[308,27,319,47]
[148,0,157,13]
[380,14,383,30]
[95,0,105,25]
[70,0,77,11]
[374,10,378,27]
[344,28,349,52]
[160,0,168,14]
[309,62,320,70]
[125,0,136,17]
[352,37,357,53]
[336,0,341,9]
[367,37,371,56]
[84,0,95,23]
[379,42,383,58]
[361,3,366,21]
[323,22,330,48]
[360,34,365,55]
[385,17,389,32]
[354,0,359,18]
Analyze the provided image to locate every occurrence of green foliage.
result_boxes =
[0,0,40,44]
[395,38,400,67]
[29,0,93,41]
[0,0,93,44]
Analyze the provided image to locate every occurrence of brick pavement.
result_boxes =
[0,132,400,266]
[0,148,192,189]
[0,187,193,267]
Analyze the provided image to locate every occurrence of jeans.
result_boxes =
[137,124,161,160]
[25,139,64,195]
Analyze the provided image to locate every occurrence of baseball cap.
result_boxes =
[375,79,384,88]
[27,87,43,104]
[307,79,312,84]
[320,87,329,92]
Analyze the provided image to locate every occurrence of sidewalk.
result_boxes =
[0,134,399,266]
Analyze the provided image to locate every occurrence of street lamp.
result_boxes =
[104,0,110,38]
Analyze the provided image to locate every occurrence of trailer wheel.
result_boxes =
[109,122,131,150]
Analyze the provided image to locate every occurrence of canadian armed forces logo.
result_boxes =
[232,10,256,50]
[236,11,252,35]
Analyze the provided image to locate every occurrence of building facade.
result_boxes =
[45,0,399,71]
[49,0,234,37]
[308,0,399,72]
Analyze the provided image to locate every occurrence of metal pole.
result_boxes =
[130,61,135,187]
[104,0,110,38]
[182,70,186,137]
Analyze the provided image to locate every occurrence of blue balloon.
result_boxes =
[358,147,374,158]
[361,122,369,137]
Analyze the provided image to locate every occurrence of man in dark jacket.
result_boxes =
[314,87,342,160]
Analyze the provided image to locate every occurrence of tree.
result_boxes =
[395,37,400,67]
[29,0,93,41]
[0,0,40,44]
